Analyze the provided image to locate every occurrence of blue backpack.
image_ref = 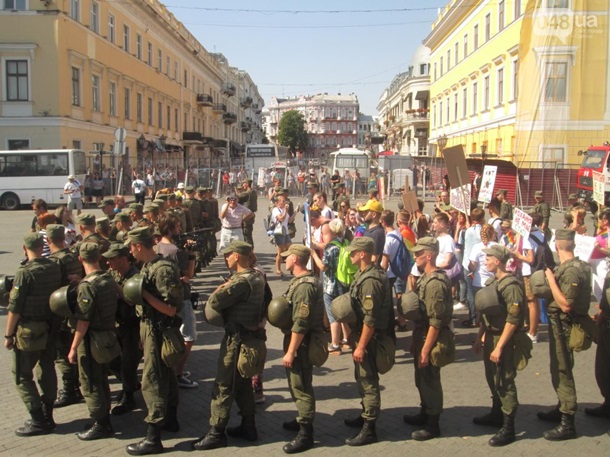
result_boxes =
[387,233,412,281]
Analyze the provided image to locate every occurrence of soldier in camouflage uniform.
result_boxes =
[103,243,142,416]
[99,198,117,222]
[533,191,551,238]
[192,241,266,451]
[125,227,183,456]
[128,203,147,228]
[563,194,579,228]
[473,245,526,447]
[238,179,258,247]
[279,244,325,453]
[113,212,133,243]
[404,237,453,441]
[342,237,393,447]
[496,190,513,221]
[74,213,111,259]
[96,217,112,241]
[47,225,85,408]
[166,194,187,232]
[68,243,119,440]
[4,233,62,436]
[538,229,592,441]
[200,187,220,263]
[175,195,193,232]
[183,185,202,229]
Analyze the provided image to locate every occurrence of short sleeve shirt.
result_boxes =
[469,241,498,287]
[221,203,252,228]
[436,233,456,268]
[383,230,402,279]
[64,180,81,199]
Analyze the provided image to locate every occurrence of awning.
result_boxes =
[378,150,394,156]
[415,90,429,101]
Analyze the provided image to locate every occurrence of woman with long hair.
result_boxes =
[271,195,292,276]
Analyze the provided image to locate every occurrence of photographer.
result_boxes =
[219,194,254,251]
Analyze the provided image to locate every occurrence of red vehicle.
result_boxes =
[576,142,610,202]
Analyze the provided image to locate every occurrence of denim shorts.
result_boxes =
[274,234,291,246]
[323,293,337,324]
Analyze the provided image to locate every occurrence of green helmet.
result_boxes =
[204,303,224,327]
[0,275,14,307]
[398,291,421,322]
[530,270,552,300]
[50,285,77,318]
[123,273,145,306]
[474,284,503,316]
[266,297,292,329]
[331,293,356,324]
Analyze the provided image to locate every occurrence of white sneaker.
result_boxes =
[528,333,538,343]
[453,301,467,311]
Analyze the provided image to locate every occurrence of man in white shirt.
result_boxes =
[131,173,147,204]
[219,195,254,250]
[63,175,84,215]
[460,208,484,324]
[313,192,334,220]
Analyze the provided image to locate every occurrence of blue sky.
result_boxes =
[165,1,443,115]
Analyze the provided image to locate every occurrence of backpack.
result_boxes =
[387,233,412,281]
[330,238,359,287]
[529,233,556,272]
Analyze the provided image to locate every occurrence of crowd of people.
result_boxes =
[3,169,610,455]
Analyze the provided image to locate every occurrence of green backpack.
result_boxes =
[330,239,359,287]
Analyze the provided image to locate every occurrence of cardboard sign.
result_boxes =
[450,183,471,215]
[402,189,419,213]
[378,177,385,200]
[593,170,605,206]
[443,145,470,189]
[478,165,498,203]
[512,208,532,238]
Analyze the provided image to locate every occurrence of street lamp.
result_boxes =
[437,134,448,153]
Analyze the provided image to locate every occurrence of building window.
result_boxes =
[123,24,130,52]
[70,0,80,21]
[454,93,458,121]
[544,62,568,103]
[540,146,565,168]
[512,59,519,100]
[472,81,478,115]
[7,139,30,150]
[147,43,152,65]
[440,56,444,76]
[434,62,437,81]
[474,24,479,49]
[90,1,99,33]
[136,34,142,59]
[439,102,443,125]
[158,49,162,72]
[3,0,27,10]
[446,97,450,124]
[108,14,115,43]
[148,97,153,125]
[484,76,490,110]
[158,102,163,128]
[497,68,504,104]
[167,106,171,130]
[447,50,451,70]
[547,0,569,7]
[124,88,131,119]
[166,56,170,76]
[515,0,522,18]
[174,61,178,80]
[109,81,116,116]
[499,0,505,31]
[136,93,142,123]
[175,108,179,132]
[485,14,491,41]
[462,88,468,118]
[455,42,459,65]
[463,34,468,57]
[91,74,100,111]
[71,66,80,106]
[6,60,28,101]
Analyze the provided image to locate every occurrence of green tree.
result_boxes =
[277,110,308,157]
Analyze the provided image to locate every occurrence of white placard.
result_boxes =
[450,183,471,215]
[477,165,498,203]
[257,167,266,188]
[512,208,532,238]
[593,170,605,206]
[574,234,596,262]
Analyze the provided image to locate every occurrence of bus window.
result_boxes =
[72,151,87,175]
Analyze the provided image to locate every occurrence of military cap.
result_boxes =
[98,198,115,208]
[167,193,176,201]
[274,186,282,192]
[555,228,575,241]
[156,194,170,201]
[496,189,507,196]
[204,187,214,193]
[280,188,290,194]
[79,242,100,261]
[242,179,253,186]
[145,203,159,213]
[534,190,543,198]
[568,193,578,200]
[124,227,154,245]
[345,236,375,254]
[280,244,310,262]
[221,240,253,256]
[114,212,131,223]
[359,199,384,213]
[76,213,96,226]
[307,182,318,189]
[483,244,512,264]
[96,217,110,228]
[128,203,144,213]
[102,242,130,259]
[196,187,206,193]
[152,199,165,209]
[333,182,346,189]
[23,233,44,250]
[152,226,161,237]
[412,236,439,254]
[46,224,66,240]
[176,195,183,202]
[501,219,512,229]
[185,185,195,193]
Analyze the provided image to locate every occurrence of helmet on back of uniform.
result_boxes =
[266,297,292,329]
[0,275,14,307]
[123,273,145,306]
[50,284,78,318]
[203,302,224,327]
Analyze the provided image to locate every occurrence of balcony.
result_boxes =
[404,109,430,120]
[182,131,204,144]
[212,103,227,114]
[240,121,250,132]
[202,136,214,144]
[223,112,237,124]
[196,94,213,106]
[221,83,236,96]
[240,96,253,108]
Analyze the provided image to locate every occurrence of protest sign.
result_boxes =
[450,184,471,215]
[478,165,498,203]
[512,208,532,238]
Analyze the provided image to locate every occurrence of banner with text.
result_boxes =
[512,208,532,238]
[593,170,605,206]
[450,184,471,215]
[478,165,498,203]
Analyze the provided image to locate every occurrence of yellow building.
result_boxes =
[0,0,264,172]
[424,0,610,167]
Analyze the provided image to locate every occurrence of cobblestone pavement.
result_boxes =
[0,201,608,456]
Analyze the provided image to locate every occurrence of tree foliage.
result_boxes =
[277,110,308,157]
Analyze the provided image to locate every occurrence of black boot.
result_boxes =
[537,406,561,423]
[283,423,314,454]
[127,424,164,455]
[226,415,257,441]
[345,420,377,446]
[544,413,577,441]
[192,426,227,451]
[15,409,54,437]
[161,406,180,432]
[26,402,56,429]
[411,414,441,441]
[283,419,300,432]
[76,416,113,441]
[112,391,136,416]
[403,407,427,426]
[585,402,610,419]
[473,398,503,427]
[489,413,516,447]
[54,386,84,408]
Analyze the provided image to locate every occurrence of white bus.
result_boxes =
[0,149,87,210]
[327,148,372,178]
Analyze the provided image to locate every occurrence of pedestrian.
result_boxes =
[461,208,483,327]
[64,175,84,215]
[271,195,292,276]
[361,200,385,265]
[192,241,266,451]
[279,244,325,453]
[132,173,147,205]
[4,233,62,436]
[533,190,551,239]
[497,189,513,220]
[237,179,258,247]
[68,243,119,440]
[92,172,105,205]
[219,194,254,251]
